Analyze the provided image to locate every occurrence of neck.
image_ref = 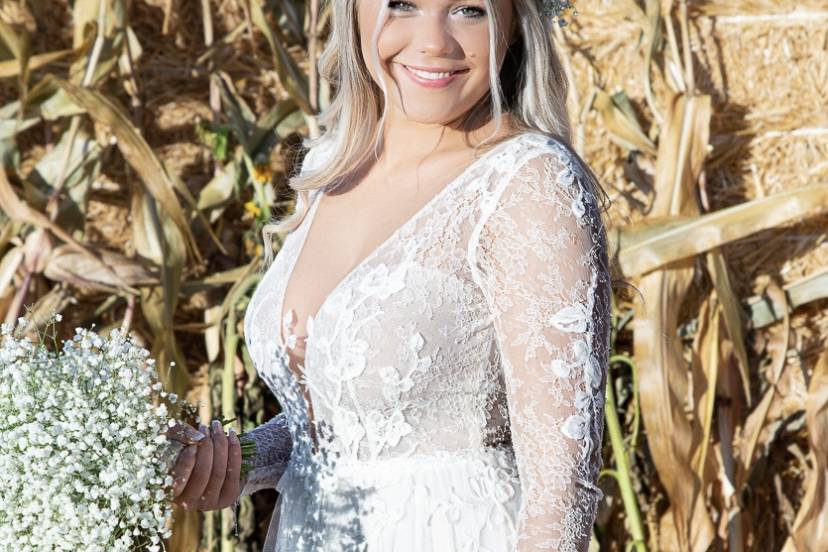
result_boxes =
[378,108,512,167]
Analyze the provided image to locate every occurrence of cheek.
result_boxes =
[375,28,403,64]
[458,32,494,83]
[357,1,386,79]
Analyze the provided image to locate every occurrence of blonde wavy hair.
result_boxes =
[261,0,610,267]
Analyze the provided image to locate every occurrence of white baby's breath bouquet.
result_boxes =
[0,314,200,551]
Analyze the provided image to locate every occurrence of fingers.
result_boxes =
[198,420,229,511]
[171,444,197,498]
[175,424,214,510]
[169,419,242,512]
[218,428,243,508]
[166,422,208,446]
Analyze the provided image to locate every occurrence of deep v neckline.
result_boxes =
[276,133,526,354]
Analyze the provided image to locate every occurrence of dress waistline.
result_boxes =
[275,446,517,495]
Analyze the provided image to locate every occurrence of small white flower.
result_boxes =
[549,304,589,333]
[364,409,387,439]
[286,332,298,350]
[585,355,603,389]
[364,409,413,449]
[408,332,425,353]
[558,164,577,187]
[561,414,588,440]
[549,358,570,379]
[574,389,592,411]
[378,365,400,385]
[571,338,591,363]
[339,338,370,380]
[333,407,365,451]
[359,263,406,300]
[571,195,586,219]
[384,410,413,447]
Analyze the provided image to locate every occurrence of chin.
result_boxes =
[394,107,465,125]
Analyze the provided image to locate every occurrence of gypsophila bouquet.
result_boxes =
[0,314,201,551]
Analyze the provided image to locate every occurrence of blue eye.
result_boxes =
[387,1,487,19]
[388,0,414,11]
[455,6,486,18]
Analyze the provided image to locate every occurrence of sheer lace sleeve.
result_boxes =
[238,412,293,497]
[468,140,611,551]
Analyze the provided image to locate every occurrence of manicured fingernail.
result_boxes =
[229,427,237,438]
[212,419,221,432]
[185,426,207,441]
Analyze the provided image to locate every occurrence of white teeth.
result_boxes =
[406,66,456,80]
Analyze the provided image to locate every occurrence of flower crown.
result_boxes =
[538,0,577,25]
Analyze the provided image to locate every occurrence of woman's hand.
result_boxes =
[166,420,244,511]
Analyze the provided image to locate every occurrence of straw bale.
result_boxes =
[85,196,131,253]
[152,98,214,135]
[563,1,827,342]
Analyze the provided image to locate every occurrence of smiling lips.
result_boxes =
[400,63,469,89]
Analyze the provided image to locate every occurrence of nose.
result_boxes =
[413,16,454,56]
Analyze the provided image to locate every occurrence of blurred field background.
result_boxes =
[0,0,826,550]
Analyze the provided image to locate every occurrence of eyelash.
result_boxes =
[387,1,487,19]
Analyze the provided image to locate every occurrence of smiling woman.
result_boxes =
[179,0,615,551]
[359,0,517,144]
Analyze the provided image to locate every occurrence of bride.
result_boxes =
[169,0,613,550]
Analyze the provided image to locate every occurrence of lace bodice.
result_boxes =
[241,131,612,551]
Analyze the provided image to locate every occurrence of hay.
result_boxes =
[558,1,828,548]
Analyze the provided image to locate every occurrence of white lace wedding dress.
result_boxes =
[239,131,612,551]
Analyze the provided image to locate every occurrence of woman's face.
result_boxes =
[357,0,516,126]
